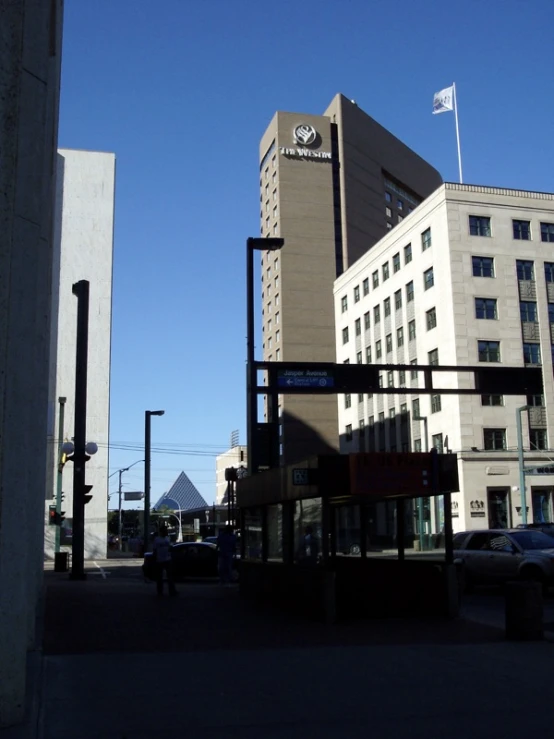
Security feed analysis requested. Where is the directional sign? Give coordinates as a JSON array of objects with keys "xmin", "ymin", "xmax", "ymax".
[
  {"xmin": 277, "ymin": 370, "xmax": 334, "ymax": 389},
  {"xmin": 124, "ymin": 491, "xmax": 144, "ymax": 501}
]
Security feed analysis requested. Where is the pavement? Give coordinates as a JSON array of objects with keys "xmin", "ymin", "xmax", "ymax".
[{"xmin": 9, "ymin": 559, "xmax": 554, "ymax": 738}]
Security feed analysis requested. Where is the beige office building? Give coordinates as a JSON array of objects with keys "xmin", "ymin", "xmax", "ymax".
[
  {"xmin": 334, "ymin": 183, "xmax": 554, "ymax": 533},
  {"xmin": 258, "ymin": 94, "xmax": 442, "ymax": 465}
]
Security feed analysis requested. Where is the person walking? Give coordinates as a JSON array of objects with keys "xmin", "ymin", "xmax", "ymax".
[
  {"xmin": 217, "ymin": 526, "xmax": 236, "ymax": 586},
  {"xmin": 152, "ymin": 525, "xmax": 177, "ymax": 597}
]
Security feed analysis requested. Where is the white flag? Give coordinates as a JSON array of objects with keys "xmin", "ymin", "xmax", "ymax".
[{"xmin": 433, "ymin": 86, "xmax": 454, "ymax": 114}]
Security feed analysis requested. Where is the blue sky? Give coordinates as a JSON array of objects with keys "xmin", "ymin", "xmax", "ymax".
[{"xmin": 58, "ymin": 0, "xmax": 554, "ymax": 505}]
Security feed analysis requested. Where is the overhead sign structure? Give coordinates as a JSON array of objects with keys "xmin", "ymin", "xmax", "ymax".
[{"xmin": 277, "ymin": 369, "xmax": 334, "ymax": 389}]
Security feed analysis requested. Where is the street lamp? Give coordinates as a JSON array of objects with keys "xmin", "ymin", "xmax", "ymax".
[
  {"xmin": 246, "ymin": 236, "xmax": 284, "ymax": 476},
  {"xmin": 115, "ymin": 459, "xmax": 144, "ymax": 551},
  {"xmin": 144, "ymin": 410, "xmax": 165, "ymax": 551},
  {"xmin": 516, "ymin": 405, "xmax": 530, "ymax": 525},
  {"xmin": 413, "ymin": 415, "xmax": 429, "ymax": 552}
]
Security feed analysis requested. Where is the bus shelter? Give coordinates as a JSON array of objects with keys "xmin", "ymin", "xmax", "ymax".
[{"xmin": 236, "ymin": 451, "xmax": 460, "ymax": 622}]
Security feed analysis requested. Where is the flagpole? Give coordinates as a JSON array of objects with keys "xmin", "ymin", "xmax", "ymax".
[{"xmin": 453, "ymin": 82, "xmax": 463, "ymax": 184}]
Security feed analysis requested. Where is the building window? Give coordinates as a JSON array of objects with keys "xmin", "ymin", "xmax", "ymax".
[
  {"xmin": 516, "ymin": 260, "xmax": 534, "ymax": 281},
  {"xmin": 530, "ymin": 429, "xmax": 548, "ymax": 450},
  {"xmin": 275, "ymin": 275, "xmax": 279, "ymax": 289},
  {"xmin": 340, "ymin": 295, "xmax": 348, "ymax": 313},
  {"xmin": 399, "ymin": 370, "xmax": 406, "ymax": 386},
  {"xmin": 401, "ymin": 403, "xmax": 408, "ymax": 415},
  {"xmin": 484, "ymin": 428, "xmax": 506, "ymax": 450},
  {"xmin": 275, "ymin": 348, "xmax": 280, "ymax": 360},
  {"xmin": 523, "ymin": 343, "xmax": 541, "ymax": 365},
  {"xmin": 412, "ymin": 398, "xmax": 420, "ymax": 417},
  {"xmin": 482, "ymin": 394, "xmax": 504, "ymax": 406},
  {"xmin": 541, "ymin": 223, "xmax": 554, "ymax": 243},
  {"xmin": 382, "ymin": 262, "xmax": 390, "ymax": 281},
  {"xmin": 397, "ymin": 327, "xmax": 404, "ymax": 347},
  {"xmin": 364, "ymin": 311, "xmax": 370, "ymax": 330},
  {"xmin": 423, "ymin": 267, "xmax": 434, "ymax": 290},
  {"xmin": 275, "ymin": 330, "xmax": 280, "ymax": 342},
  {"xmin": 395, "ymin": 290, "xmax": 402, "ymax": 310},
  {"xmin": 432, "ymin": 434, "xmax": 444, "ymax": 453},
  {"xmin": 406, "ymin": 281, "xmax": 414, "ymax": 302},
  {"xmin": 375, "ymin": 340, "xmax": 382, "ymax": 359},
  {"xmin": 549, "ymin": 305, "xmax": 554, "ymax": 323},
  {"xmin": 404, "ymin": 243, "xmax": 412, "ymax": 264},
  {"xmin": 267, "ymin": 301, "xmax": 272, "ymax": 313},
  {"xmin": 374, "ymin": 305, "xmax": 381, "ymax": 323},
  {"xmin": 363, "ymin": 278, "xmax": 369, "ymax": 296},
  {"xmin": 478, "ymin": 340, "xmax": 500, "ymax": 362},
  {"xmin": 527, "ymin": 394, "xmax": 545, "ymax": 407},
  {"xmin": 426, "ymin": 307, "xmax": 437, "ymax": 330},
  {"xmin": 356, "ymin": 351, "xmax": 362, "ymax": 364},
  {"xmin": 273, "ymin": 190, "xmax": 277, "ymax": 201},
  {"xmin": 345, "ymin": 394, "xmax": 352, "ymax": 409},
  {"xmin": 384, "ymin": 297, "xmax": 391, "ymax": 317},
  {"xmin": 386, "ymin": 334, "xmax": 393, "ymax": 353},
  {"xmin": 397, "ymin": 198, "xmax": 404, "ymax": 211},
  {"xmin": 342, "ymin": 327, "xmax": 349, "ymax": 344},
  {"xmin": 421, "ymin": 227, "xmax": 432, "ymax": 251},
  {"xmin": 360, "ymin": 419, "xmax": 365, "ymax": 435},
  {"xmin": 354, "ymin": 285, "xmax": 360, "ymax": 303},
  {"xmin": 393, "ymin": 253, "xmax": 401, "ymax": 273},
  {"xmin": 389, "ymin": 406, "xmax": 396, "ymax": 418},
  {"xmin": 275, "ymin": 311, "xmax": 280, "ymax": 324},
  {"xmin": 387, "ymin": 370, "xmax": 394, "ymax": 387},
  {"xmin": 469, "ymin": 215, "xmax": 491, "ymax": 237},
  {"xmin": 372, "ymin": 271, "xmax": 379, "ymax": 289},
  {"xmin": 473, "ymin": 256, "xmax": 494, "ymax": 278},
  {"xmin": 513, "ymin": 220, "xmax": 531, "ymax": 240},
  {"xmin": 408, "ymin": 320, "xmax": 416, "ymax": 341},
  {"xmin": 366, "ymin": 346, "xmax": 372, "ymax": 363},
  {"xmin": 272, "ymin": 171, "xmax": 276, "ymax": 183},
  {"xmin": 345, "ymin": 424, "xmax": 353, "ymax": 442},
  {"xmin": 475, "ymin": 298, "xmax": 498, "ymax": 320},
  {"xmin": 431, "ymin": 394, "xmax": 442, "ymax": 413},
  {"xmin": 386, "ymin": 207, "xmax": 392, "ymax": 217},
  {"xmin": 545, "ymin": 263, "xmax": 554, "ymax": 283},
  {"xmin": 355, "ymin": 318, "xmax": 361, "ymax": 336},
  {"xmin": 413, "ymin": 439, "xmax": 422, "ymax": 452},
  {"xmin": 387, "ymin": 223, "xmax": 392, "ymax": 231},
  {"xmin": 358, "ymin": 393, "xmax": 364, "ymax": 403},
  {"xmin": 410, "ymin": 360, "xmax": 418, "ymax": 380},
  {"xmin": 520, "ymin": 301, "xmax": 538, "ymax": 322},
  {"xmin": 428, "ymin": 348, "xmax": 439, "ymax": 366},
  {"xmin": 385, "ymin": 191, "xmax": 391, "ymax": 203},
  {"xmin": 275, "ymin": 294, "xmax": 279, "ymax": 306}
]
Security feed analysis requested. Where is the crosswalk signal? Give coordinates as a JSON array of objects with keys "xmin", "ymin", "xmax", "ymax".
[{"xmin": 49, "ymin": 505, "xmax": 57, "ymax": 526}]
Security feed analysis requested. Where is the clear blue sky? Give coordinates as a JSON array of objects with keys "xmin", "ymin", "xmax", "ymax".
[{"xmin": 58, "ymin": 0, "xmax": 554, "ymax": 506}]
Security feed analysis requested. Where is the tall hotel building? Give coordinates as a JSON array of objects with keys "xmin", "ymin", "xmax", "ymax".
[
  {"xmin": 334, "ymin": 183, "xmax": 554, "ymax": 533},
  {"xmin": 258, "ymin": 94, "xmax": 442, "ymax": 464}
]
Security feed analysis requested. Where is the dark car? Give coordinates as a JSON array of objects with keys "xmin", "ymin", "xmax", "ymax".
[
  {"xmin": 517, "ymin": 522, "xmax": 554, "ymax": 538},
  {"xmin": 142, "ymin": 541, "xmax": 238, "ymax": 581}
]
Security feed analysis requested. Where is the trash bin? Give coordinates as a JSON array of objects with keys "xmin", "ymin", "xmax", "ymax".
[
  {"xmin": 54, "ymin": 551, "xmax": 69, "ymax": 573},
  {"xmin": 505, "ymin": 580, "xmax": 543, "ymax": 641}
]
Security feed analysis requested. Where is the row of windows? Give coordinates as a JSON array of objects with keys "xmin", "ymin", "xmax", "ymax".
[
  {"xmin": 473, "ymin": 298, "xmax": 554, "ymax": 323},
  {"xmin": 341, "ymin": 269, "xmax": 434, "ymax": 318},
  {"xmin": 343, "ymin": 309, "xmax": 438, "ymax": 351},
  {"xmin": 469, "ymin": 216, "xmax": 554, "ymax": 242},
  {"xmin": 473, "ymin": 258, "xmax": 554, "ymax": 283},
  {"xmin": 339, "ymin": 231, "xmax": 432, "ymax": 311}
]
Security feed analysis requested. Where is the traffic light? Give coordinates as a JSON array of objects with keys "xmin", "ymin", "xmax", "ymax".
[
  {"xmin": 83, "ymin": 484, "xmax": 93, "ymax": 505},
  {"xmin": 49, "ymin": 504, "xmax": 57, "ymax": 526}
]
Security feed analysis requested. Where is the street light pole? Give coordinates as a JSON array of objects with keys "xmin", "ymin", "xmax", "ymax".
[
  {"xmin": 116, "ymin": 459, "xmax": 144, "ymax": 551},
  {"xmin": 246, "ymin": 237, "xmax": 284, "ymax": 476},
  {"xmin": 517, "ymin": 405, "xmax": 530, "ymax": 525},
  {"xmin": 144, "ymin": 410, "xmax": 164, "ymax": 551}
]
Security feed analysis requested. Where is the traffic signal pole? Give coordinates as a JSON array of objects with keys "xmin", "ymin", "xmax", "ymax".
[
  {"xmin": 54, "ymin": 396, "xmax": 66, "ymax": 553},
  {"xmin": 70, "ymin": 280, "xmax": 90, "ymax": 580}
]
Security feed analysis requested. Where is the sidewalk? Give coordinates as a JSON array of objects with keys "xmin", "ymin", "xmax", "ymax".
[{"xmin": 39, "ymin": 564, "xmax": 554, "ymax": 739}]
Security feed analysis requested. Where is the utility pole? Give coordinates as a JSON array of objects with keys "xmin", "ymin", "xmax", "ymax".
[
  {"xmin": 70, "ymin": 280, "xmax": 91, "ymax": 580},
  {"xmin": 144, "ymin": 410, "xmax": 164, "ymax": 552}
]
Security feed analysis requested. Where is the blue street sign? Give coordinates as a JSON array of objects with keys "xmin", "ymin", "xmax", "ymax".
[{"xmin": 277, "ymin": 371, "xmax": 334, "ymax": 389}]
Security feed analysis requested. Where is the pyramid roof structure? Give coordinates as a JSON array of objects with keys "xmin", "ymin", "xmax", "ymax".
[{"xmin": 153, "ymin": 471, "xmax": 208, "ymax": 512}]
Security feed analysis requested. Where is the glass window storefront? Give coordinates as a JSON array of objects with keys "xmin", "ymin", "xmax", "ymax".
[
  {"xmin": 244, "ymin": 508, "xmax": 263, "ymax": 560},
  {"xmin": 267, "ymin": 504, "xmax": 283, "ymax": 561},
  {"xmin": 294, "ymin": 498, "xmax": 322, "ymax": 563}
]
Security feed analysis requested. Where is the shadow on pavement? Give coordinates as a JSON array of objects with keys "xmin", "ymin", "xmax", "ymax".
[{"xmin": 43, "ymin": 563, "xmax": 504, "ymax": 655}]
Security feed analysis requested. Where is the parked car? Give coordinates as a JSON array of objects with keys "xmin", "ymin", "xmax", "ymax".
[
  {"xmin": 453, "ymin": 528, "xmax": 554, "ymax": 588},
  {"xmin": 516, "ymin": 522, "xmax": 554, "ymax": 538},
  {"xmin": 142, "ymin": 541, "xmax": 238, "ymax": 581}
]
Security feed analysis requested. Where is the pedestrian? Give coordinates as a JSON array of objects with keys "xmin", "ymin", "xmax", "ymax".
[
  {"xmin": 152, "ymin": 525, "xmax": 177, "ymax": 597},
  {"xmin": 217, "ymin": 526, "xmax": 236, "ymax": 586},
  {"xmin": 298, "ymin": 525, "xmax": 319, "ymax": 564}
]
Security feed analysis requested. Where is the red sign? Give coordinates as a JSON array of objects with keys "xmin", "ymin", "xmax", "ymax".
[{"xmin": 349, "ymin": 453, "xmax": 434, "ymax": 499}]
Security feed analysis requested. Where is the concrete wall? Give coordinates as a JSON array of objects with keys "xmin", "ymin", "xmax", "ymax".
[
  {"xmin": 0, "ymin": 0, "xmax": 64, "ymax": 727},
  {"xmin": 44, "ymin": 149, "xmax": 116, "ymax": 561}
]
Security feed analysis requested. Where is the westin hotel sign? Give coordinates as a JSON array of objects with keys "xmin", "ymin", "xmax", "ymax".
[{"xmin": 279, "ymin": 124, "xmax": 332, "ymax": 160}]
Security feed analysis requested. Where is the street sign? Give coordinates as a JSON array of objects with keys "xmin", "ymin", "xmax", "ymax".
[
  {"xmin": 124, "ymin": 491, "xmax": 144, "ymax": 501},
  {"xmin": 277, "ymin": 369, "xmax": 334, "ymax": 389}
]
